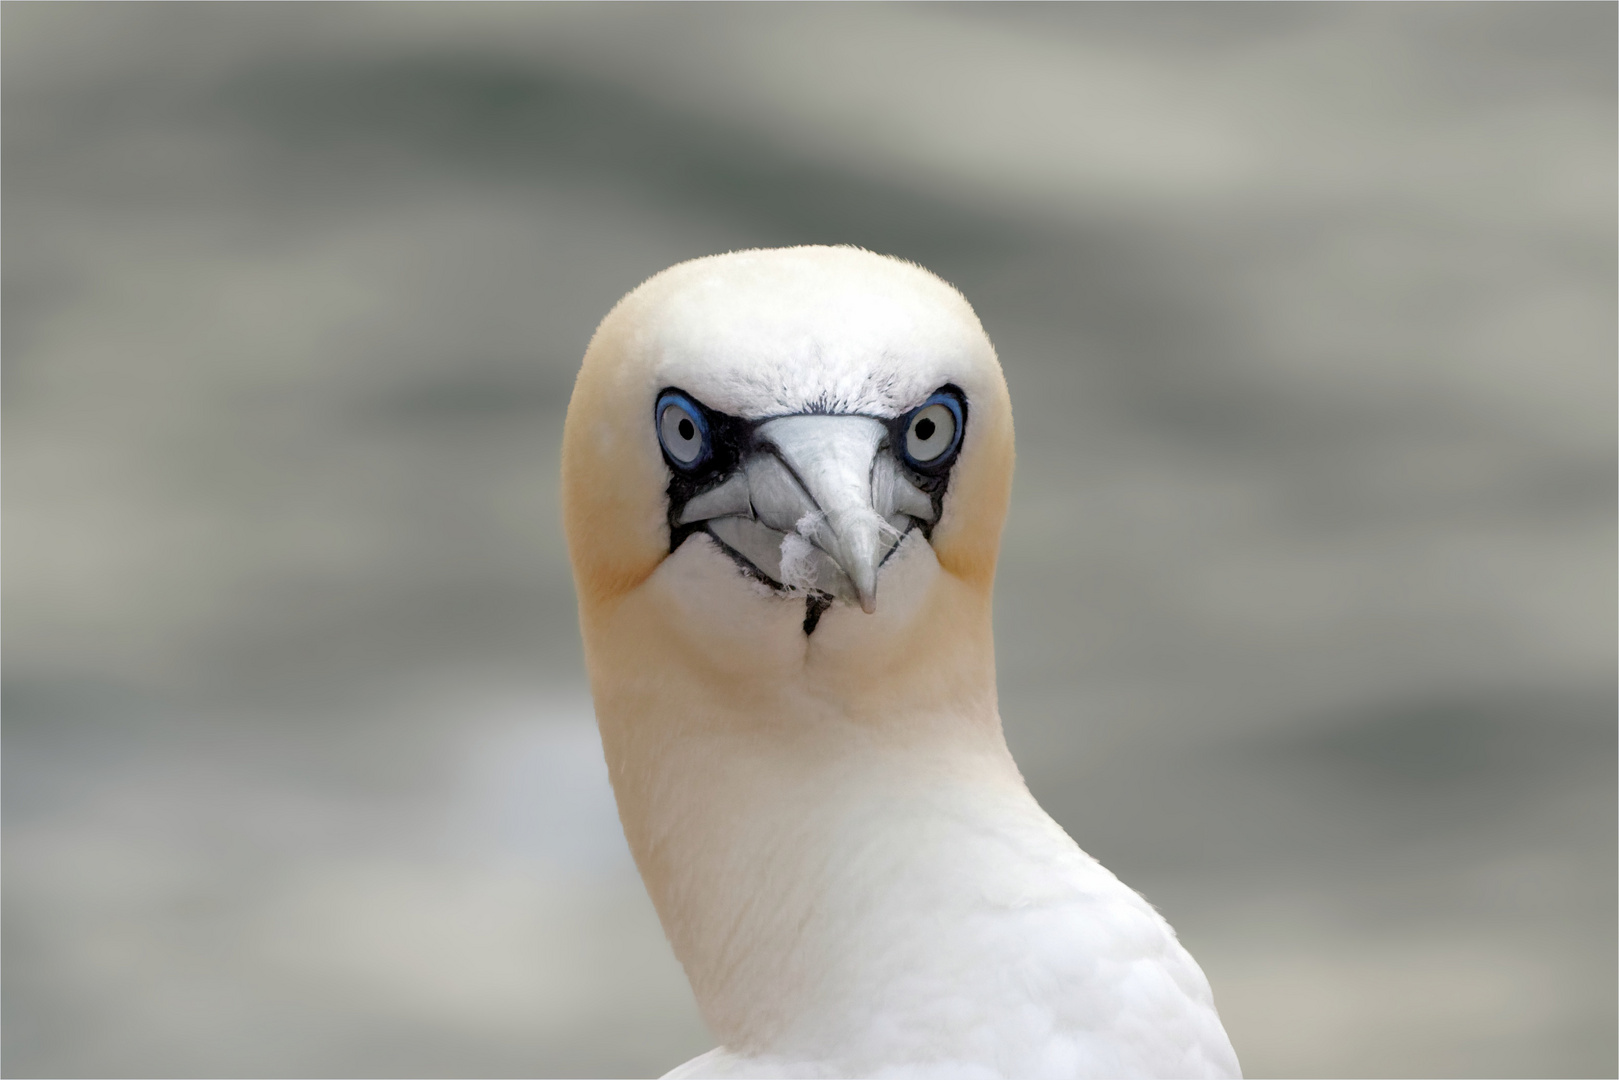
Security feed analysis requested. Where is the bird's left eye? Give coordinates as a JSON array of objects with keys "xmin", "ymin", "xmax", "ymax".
[
  {"xmin": 900, "ymin": 390, "xmax": 965, "ymax": 471},
  {"xmin": 656, "ymin": 391, "xmax": 711, "ymax": 470}
]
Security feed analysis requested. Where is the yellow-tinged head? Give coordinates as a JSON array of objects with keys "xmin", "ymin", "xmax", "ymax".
[
  {"xmin": 563, "ymin": 243, "xmax": 1012, "ymax": 638},
  {"xmin": 563, "ymin": 245, "xmax": 1015, "ymax": 751}
]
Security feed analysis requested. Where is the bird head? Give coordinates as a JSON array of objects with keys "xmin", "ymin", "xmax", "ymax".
[{"xmin": 562, "ymin": 246, "xmax": 1013, "ymax": 718}]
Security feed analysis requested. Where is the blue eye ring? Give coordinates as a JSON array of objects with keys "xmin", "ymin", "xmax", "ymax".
[
  {"xmin": 898, "ymin": 388, "xmax": 966, "ymax": 473},
  {"xmin": 655, "ymin": 390, "xmax": 713, "ymax": 472}
]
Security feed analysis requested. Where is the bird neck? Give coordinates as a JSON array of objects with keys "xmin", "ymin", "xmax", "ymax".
[
  {"xmin": 582, "ymin": 552, "xmax": 1032, "ymax": 1056},
  {"xmin": 625, "ymin": 710, "xmax": 1036, "ymax": 1057}
]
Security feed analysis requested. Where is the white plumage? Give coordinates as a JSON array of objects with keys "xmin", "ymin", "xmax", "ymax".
[{"xmin": 561, "ymin": 246, "xmax": 1240, "ymax": 1079}]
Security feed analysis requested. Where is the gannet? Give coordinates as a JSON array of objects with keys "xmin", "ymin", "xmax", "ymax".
[{"xmin": 561, "ymin": 246, "xmax": 1240, "ymax": 1080}]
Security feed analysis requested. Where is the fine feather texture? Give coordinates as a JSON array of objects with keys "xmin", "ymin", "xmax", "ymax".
[{"xmin": 562, "ymin": 246, "xmax": 1240, "ymax": 1079}]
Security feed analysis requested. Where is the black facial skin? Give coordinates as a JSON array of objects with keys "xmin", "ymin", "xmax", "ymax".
[
  {"xmin": 657, "ymin": 385, "xmax": 967, "ymax": 634},
  {"xmin": 662, "ymin": 401, "xmax": 755, "ymax": 557},
  {"xmin": 802, "ymin": 593, "xmax": 834, "ymax": 636}
]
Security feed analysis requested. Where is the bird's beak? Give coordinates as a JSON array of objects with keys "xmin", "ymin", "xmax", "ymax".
[
  {"xmin": 755, "ymin": 416, "xmax": 893, "ymax": 614},
  {"xmin": 676, "ymin": 414, "xmax": 936, "ymax": 614}
]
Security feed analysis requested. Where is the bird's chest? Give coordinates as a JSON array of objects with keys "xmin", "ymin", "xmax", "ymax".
[
  {"xmin": 785, "ymin": 898, "xmax": 1204, "ymax": 1073},
  {"xmin": 709, "ymin": 819, "xmax": 1228, "ymax": 1078}
]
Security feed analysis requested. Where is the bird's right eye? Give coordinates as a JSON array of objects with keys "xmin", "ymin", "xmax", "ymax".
[{"xmin": 656, "ymin": 391, "xmax": 711, "ymax": 470}]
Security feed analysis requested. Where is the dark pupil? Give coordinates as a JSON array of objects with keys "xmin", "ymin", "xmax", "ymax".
[
  {"xmin": 678, "ymin": 417, "xmax": 695, "ymax": 441},
  {"xmin": 915, "ymin": 417, "xmax": 936, "ymax": 441}
]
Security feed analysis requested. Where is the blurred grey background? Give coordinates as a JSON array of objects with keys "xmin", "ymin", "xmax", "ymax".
[{"xmin": 4, "ymin": 3, "xmax": 1614, "ymax": 1077}]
